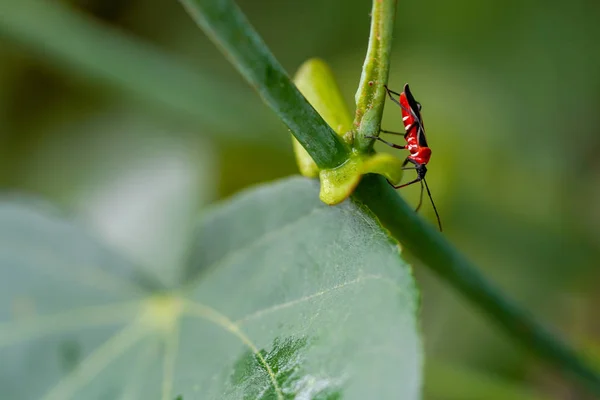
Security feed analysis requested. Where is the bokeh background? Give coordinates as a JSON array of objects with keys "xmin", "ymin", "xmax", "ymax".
[{"xmin": 1, "ymin": 0, "xmax": 599, "ymax": 398}]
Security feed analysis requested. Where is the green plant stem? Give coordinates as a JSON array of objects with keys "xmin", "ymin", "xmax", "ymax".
[
  {"xmin": 178, "ymin": 0, "xmax": 350, "ymax": 170},
  {"xmin": 353, "ymin": 0, "xmax": 397, "ymax": 152},
  {"xmin": 353, "ymin": 174, "xmax": 600, "ymax": 395}
]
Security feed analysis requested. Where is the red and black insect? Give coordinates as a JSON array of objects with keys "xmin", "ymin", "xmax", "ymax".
[{"xmin": 368, "ymin": 84, "xmax": 442, "ymax": 231}]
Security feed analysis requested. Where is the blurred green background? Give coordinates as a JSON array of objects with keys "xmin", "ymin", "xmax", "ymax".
[{"xmin": 1, "ymin": 0, "xmax": 599, "ymax": 398}]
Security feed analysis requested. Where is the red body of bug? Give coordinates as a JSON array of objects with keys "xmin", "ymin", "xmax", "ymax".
[
  {"xmin": 399, "ymin": 85, "xmax": 432, "ymax": 166},
  {"xmin": 367, "ymin": 83, "xmax": 442, "ymax": 231}
]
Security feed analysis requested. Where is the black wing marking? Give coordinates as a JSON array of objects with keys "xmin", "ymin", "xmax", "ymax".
[
  {"xmin": 404, "ymin": 84, "xmax": 429, "ymax": 147},
  {"xmin": 403, "ymin": 84, "xmax": 424, "ymax": 120},
  {"xmin": 417, "ymin": 126, "xmax": 429, "ymax": 147}
]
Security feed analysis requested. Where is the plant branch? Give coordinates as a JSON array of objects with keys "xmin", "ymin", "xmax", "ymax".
[
  {"xmin": 353, "ymin": 0, "xmax": 397, "ymax": 152},
  {"xmin": 178, "ymin": 0, "xmax": 349, "ymax": 170},
  {"xmin": 353, "ymin": 174, "xmax": 600, "ymax": 395}
]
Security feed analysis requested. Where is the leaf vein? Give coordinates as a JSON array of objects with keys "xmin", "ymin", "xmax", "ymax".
[
  {"xmin": 161, "ymin": 322, "xmax": 181, "ymax": 400},
  {"xmin": 235, "ymin": 274, "xmax": 398, "ymax": 325},
  {"xmin": 0, "ymin": 301, "xmax": 142, "ymax": 349},
  {"xmin": 41, "ymin": 321, "xmax": 147, "ymax": 400},
  {"xmin": 183, "ymin": 300, "xmax": 284, "ymax": 400}
]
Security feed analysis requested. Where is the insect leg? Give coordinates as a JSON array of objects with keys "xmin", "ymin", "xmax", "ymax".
[
  {"xmin": 389, "ymin": 177, "xmax": 422, "ymax": 189},
  {"xmin": 380, "ymin": 129, "xmax": 406, "ymax": 136},
  {"xmin": 384, "ymin": 87, "xmax": 404, "ymax": 108},
  {"xmin": 389, "ymin": 157, "xmax": 421, "ymax": 188},
  {"xmin": 402, "ymin": 157, "xmax": 418, "ymax": 167},
  {"xmin": 384, "ymin": 85, "xmax": 415, "ymax": 113},
  {"xmin": 365, "ymin": 136, "xmax": 406, "ymax": 150},
  {"xmin": 384, "ymin": 85, "xmax": 402, "ymax": 97}
]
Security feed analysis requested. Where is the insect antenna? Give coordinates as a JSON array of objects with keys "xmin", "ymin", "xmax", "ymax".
[{"xmin": 423, "ymin": 178, "xmax": 442, "ymax": 232}]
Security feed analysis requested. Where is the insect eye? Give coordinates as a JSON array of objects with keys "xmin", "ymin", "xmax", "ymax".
[{"xmin": 417, "ymin": 102, "xmax": 422, "ymax": 111}]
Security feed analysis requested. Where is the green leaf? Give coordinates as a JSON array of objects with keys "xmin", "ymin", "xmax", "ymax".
[{"xmin": 0, "ymin": 177, "xmax": 422, "ymax": 399}]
